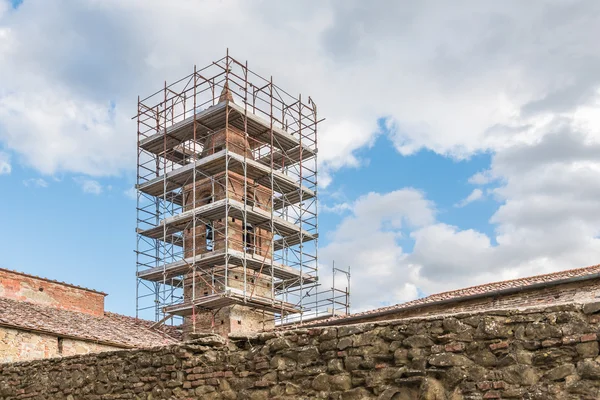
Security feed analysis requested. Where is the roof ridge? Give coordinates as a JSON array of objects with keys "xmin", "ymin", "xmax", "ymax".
[
  {"xmin": 428, "ymin": 263, "xmax": 600, "ymax": 299},
  {"xmin": 0, "ymin": 267, "xmax": 107, "ymax": 296}
]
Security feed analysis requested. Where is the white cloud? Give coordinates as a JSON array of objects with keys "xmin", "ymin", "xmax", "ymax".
[
  {"xmin": 0, "ymin": 151, "xmax": 10, "ymax": 175},
  {"xmin": 319, "ymin": 189, "xmax": 435, "ymax": 311},
  {"xmin": 0, "ymin": 87, "xmax": 132, "ymax": 176},
  {"xmin": 485, "ymin": 119, "xmax": 600, "ymax": 274},
  {"xmin": 74, "ymin": 177, "xmax": 102, "ymax": 195},
  {"xmin": 408, "ymin": 224, "xmax": 496, "ymax": 292},
  {"xmin": 1, "ymin": 2, "xmax": 597, "ymax": 179},
  {"xmin": 22, "ymin": 178, "xmax": 48, "ymax": 188},
  {"xmin": 455, "ymin": 188, "xmax": 484, "ymax": 208},
  {"xmin": 320, "ymin": 202, "xmax": 352, "ymax": 214},
  {"xmin": 469, "ymin": 170, "xmax": 496, "ymax": 185}
]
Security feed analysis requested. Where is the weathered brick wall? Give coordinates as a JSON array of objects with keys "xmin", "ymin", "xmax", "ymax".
[
  {"xmin": 337, "ymin": 278, "xmax": 600, "ymax": 327},
  {"xmin": 0, "ymin": 269, "xmax": 105, "ymax": 316},
  {"xmin": 184, "ymin": 305, "xmax": 274, "ymax": 340},
  {"xmin": 3, "ymin": 303, "xmax": 600, "ymax": 399},
  {"xmin": 0, "ymin": 326, "xmax": 121, "ymax": 364}
]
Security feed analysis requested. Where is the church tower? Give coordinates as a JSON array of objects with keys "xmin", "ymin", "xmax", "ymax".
[
  {"xmin": 135, "ymin": 54, "xmax": 319, "ymax": 337},
  {"xmin": 179, "ymin": 85, "xmax": 278, "ymax": 336}
]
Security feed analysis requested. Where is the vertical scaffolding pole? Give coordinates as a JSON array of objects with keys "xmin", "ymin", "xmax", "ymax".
[{"xmin": 191, "ymin": 65, "xmax": 198, "ymax": 332}]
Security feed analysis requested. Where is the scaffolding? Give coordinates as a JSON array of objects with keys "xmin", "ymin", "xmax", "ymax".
[
  {"xmin": 277, "ymin": 263, "xmax": 350, "ymax": 327},
  {"xmin": 135, "ymin": 53, "xmax": 323, "ymax": 327}
]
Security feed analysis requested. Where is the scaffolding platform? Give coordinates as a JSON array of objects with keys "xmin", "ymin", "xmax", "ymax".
[
  {"xmin": 163, "ymin": 287, "xmax": 300, "ymax": 316},
  {"xmin": 163, "ymin": 190, "xmax": 308, "ymax": 211},
  {"xmin": 135, "ymin": 228, "xmax": 317, "ymax": 252},
  {"xmin": 276, "ymin": 308, "xmax": 348, "ymax": 327},
  {"xmin": 143, "ymin": 190, "xmax": 306, "ymax": 211},
  {"xmin": 273, "ymin": 232, "xmax": 318, "ymax": 251},
  {"xmin": 140, "ymin": 101, "xmax": 316, "ymax": 160},
  {"xmin": 136, "ymin": 149, "xmax": 315, "ymax": 209},
  {"xmin": 256, "ymin": 146, "xmax": 310, "ymax": 170},
  {"xmin": 137, "ymin": 248, "xmax": 317, "ymax": 285},
  {"xmin": 137, "ymin": 198, "xmax": 315, "ymax": 241}
]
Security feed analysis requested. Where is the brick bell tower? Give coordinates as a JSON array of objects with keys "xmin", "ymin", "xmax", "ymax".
[
  {"xmin": 180, "ymin": 85, "xmax": 276, "ymax": 337},
  {"xmin": 135, "ymin": 54, "xmax": 318, "ymax": 340}
]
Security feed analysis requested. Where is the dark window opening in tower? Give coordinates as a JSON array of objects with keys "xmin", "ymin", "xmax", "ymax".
[
  {"xmin": 243, "ymin": 223, "xmax": 254, "ymax": 253},
  {"xmin": 204, "ymin": 194, "xmax": 215, "ymax": 251},
  {"xmin": 206, "ymin": 223, "xmax": 214, "ymax": 251}
]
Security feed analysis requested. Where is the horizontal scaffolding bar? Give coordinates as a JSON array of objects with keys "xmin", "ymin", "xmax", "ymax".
[{"xmin": 164, "ymin": 287, "xmax": 299, "ymax": 315}]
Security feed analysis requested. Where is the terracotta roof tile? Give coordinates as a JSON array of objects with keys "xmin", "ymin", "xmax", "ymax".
[
  {"xmin": 103, "ymin": 312, "xmax": 183, "ymax": 341},
  {"xmin": 305, "ymin": 263, "xmax": 600, "ymax": 327},
  {"xmin": 0, "ymin": 297, "xmax": 180, "ymax": 348}
]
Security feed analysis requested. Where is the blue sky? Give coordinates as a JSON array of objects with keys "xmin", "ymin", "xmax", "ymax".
[{"xmin": 1, "ymin": 0, "xmax": 600, "ymax": 316}]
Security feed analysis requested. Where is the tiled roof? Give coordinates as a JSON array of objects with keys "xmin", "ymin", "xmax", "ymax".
[
  {"xmin": 308, "ymin": 263, "xmax": 600, "ymax": 326},
  {"xmin": 0, "ymin": 297, "xmax": 180, "ymax": 348},
  {"xmin": 103, "ymin": 312, "xmax": 183, "ymax": 342},
  {"xmin": 0, "ymin": 267, "xmax": 107, "ymax": 295}
]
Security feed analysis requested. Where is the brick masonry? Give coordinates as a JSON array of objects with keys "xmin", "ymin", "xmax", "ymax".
[
  {"xmin": 2, "ymin": 303, "xmax": 600, "ymax": 399},
  {"xmin": 180, "ymin": 124, "xmax": 277, "ymax": 337},
  {"xmin": 0, "ymin": 269, "xmax": 105, "ymax": 317}
]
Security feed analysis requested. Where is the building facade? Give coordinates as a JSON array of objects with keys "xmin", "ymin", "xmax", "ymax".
[{"xmin": 0, "ymin": 268, "xmax": 178, "ymax": 363}]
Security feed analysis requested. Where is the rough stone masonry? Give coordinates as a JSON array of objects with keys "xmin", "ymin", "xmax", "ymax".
[{"xmin": 2, "ymin": 303, "xmax": 600, "ymax": 399}]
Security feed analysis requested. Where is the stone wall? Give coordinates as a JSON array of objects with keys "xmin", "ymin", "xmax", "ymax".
[
  {"xmin": 0, "ymin": 269, "xmax": 105, "ymax": 317},
  {"xmin": 0, "ymin": 326, "xmax": 121, "ymax": 364},
  {"xmin": 2, "ymin": 303, "xmax": 600, "ymax": 399}
]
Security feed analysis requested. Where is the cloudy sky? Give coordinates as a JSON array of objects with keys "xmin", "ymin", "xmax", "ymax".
[{"xmin": 1, "ymin": 0, "xmax": 600, "ymax": 316}]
